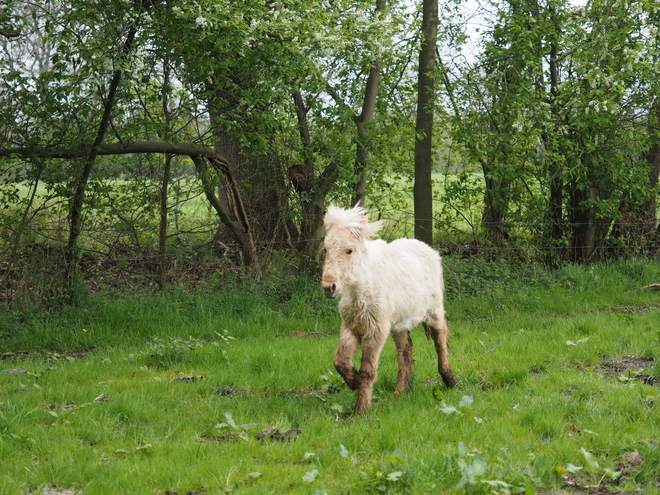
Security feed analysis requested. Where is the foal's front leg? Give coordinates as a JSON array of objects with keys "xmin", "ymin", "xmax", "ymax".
[
  {"xmin": 356, "ymin": 328, "xmax": 388, "ymax": 414},
  {"xmin": 333, "ymin": 326, "xmax": 361, "ymax": 390}
]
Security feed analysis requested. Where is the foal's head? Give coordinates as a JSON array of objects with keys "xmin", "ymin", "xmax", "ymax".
[{"xmin": 321, "ymin": 206, "xmax": 383, "ymax": 299}]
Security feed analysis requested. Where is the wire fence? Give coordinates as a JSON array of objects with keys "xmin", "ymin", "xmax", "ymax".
[
  {"xmin": 0, "ymin": 200, "xmax": 659, "ymax": 312},
  {"xmin": 1, "ymin": 205, "xmax": 659, "ymax": 261}
]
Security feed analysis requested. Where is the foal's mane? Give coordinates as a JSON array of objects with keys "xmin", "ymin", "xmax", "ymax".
[{"xmin": 324, "ymin": 205, "xmax": 383, "ymax": 239}]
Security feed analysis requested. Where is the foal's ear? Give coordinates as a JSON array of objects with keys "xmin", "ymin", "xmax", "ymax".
[
  {"xmin": 353, "ymin": 218, "xmax": 384, "ymax": 239},
  {"xmin": 323, "ymin": 206, "xmax": 341, "ymax": 232}
]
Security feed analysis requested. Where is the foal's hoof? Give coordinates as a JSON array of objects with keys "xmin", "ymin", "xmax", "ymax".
[{"xmin": 441, "ymin": 372, "xmax": 457, "ymax": 388}]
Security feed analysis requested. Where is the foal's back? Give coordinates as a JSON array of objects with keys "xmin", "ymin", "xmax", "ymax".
[{"xmin": 366, "ymin": 237, "xmax": 444, "ymax": 329}]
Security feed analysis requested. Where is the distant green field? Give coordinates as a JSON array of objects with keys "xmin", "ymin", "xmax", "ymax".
[
  {"xmin": 7, "ymin": 170, "xmax": 487, "ymax": 250},
  {"xmin": 366, "ymin": 171, "xmax": 484, "ymax": 241},
  {"xmin": 2, "ymin": 259, "xmax": 660, "ymax": 494}
]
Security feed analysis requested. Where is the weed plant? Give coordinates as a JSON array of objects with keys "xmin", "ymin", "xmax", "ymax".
[{"xmin": 2, "ymin": 258, "xmax": 660, "ymax": 494}]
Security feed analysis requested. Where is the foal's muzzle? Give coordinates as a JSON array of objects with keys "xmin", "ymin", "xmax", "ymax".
[
  {"xmin": 322, "ymin": 282, "xmax": 338, "ymax": 299},
  {"xmin": 321, "ymin": 274, "xmax": 339, "ymax": 299}
]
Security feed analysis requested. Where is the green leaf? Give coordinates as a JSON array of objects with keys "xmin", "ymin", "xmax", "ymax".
[
  {"xmin": 483, "ymin": 479, "xmax": 512, "ymax": 488},
  {"xmin": 603, "ymin": 467, "xmax": 622, "ymax": 480},
  {"xmin": 459, "ymin": 395, "xmax": 474, "ymax": 409},
  {"xmin": 339, "ymin": 444, "xmax": 351, "ymax": 460},
  {"xmin": 580, "ymin": 448, "xmax": 599, "ymax": 473},
  {"xmin": 431, "ymin": 386, "xmax": 443, "ymax": 401},
  {"xmin": 386, "ymin": 471, "xmax": 403, "ymax": 482},
  {"xmin": 472, "ymin": 457, "xmax": 488, "ymax": 477},
  {"xmin": 303, "ymin": 469, "xmax": 320, "ymax": 483},
  {"xmin": 486, "ymin": 340, "xmax": 500, "ymax": 352},
  {"xmin": 241, "ymin": 472, "xmax": 261, "ymax": 484},
  {"xmin": 390, "ymin": 449, "xmax": 404, "ymax": 464},
  {"xmin": 458, "ymin": 441, "xmax": 468, "ymax": 458},
  {"xmin": 440, "ymin": 403, "xmax": 458, "ymax": 415}
]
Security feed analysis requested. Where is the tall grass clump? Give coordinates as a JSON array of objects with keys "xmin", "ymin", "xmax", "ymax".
[{"xmin": 1, "ymin": 259, "xmax": 338, "ymax": 351}]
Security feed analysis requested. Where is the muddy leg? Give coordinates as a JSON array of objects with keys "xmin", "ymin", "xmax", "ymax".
[
  {"xmin": 392, "ymin": 330, "xmax": 414, "ymax": 396},
  {"xmin": 423, "ymin": 316, "xmax": 456, "ymax": 388},
  {"xmin": 356, "ymin": 329, "xmax": 388, "ymax": 414},
  {"xmin": 333, "ymin": 326, "xmax": 361, "ymax": 390}
]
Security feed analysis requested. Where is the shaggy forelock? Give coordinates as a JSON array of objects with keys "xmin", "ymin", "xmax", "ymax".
[
  {"xmin": 324, "ymin": 205, "xmax": 383, "ymax": 239},
  {"xmin": 325, "ymin": 205, "xmax": 368, "ymax": 229}
]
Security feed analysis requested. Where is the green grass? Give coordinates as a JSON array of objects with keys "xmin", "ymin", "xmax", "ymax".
[{"xmin": 2, "ymin": 259, "xmax": 660, "ymax": 494}]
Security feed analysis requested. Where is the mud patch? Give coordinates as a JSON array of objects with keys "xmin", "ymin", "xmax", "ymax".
[
  {"xmin": 213, "ymin": 386, "xmax": 247, "ymax": 398},
  {"xmin": 555, "ymin": 451, "xmax": 644, "ymax": 495},
  {"xmin": 31, "ymin": 485, "xmax": 81, "ymax": 495},
  {"xmin": 1, "ymin": 368, "xmax": 27, "ymax": 374},
  {"xmin": 256, "ymin": 428, "xmax": 301, "ymax": 442},
  {"xmin": 285, "ymin": 331, "xmax": 330, "ymax": 338},
  {"xmin": 610, "ymin": 304, "xmax": 658, "ymax": 314},
  {"xmin": 601, "ymin": 355, "xmax": 656, "ymax": 385},
  {"xmin": 172, "ymin": 373, "xmax": 204, "ymax": 383},
  {"xmin": 200, "ymin": 432, "xmax": 245, "ymax": 443},
  {"xmin": 279, "ymin": 385, "xmax": 342, "ymax": 398},
  {"xmin": 0, "ymin": 350, "xmax": 93, "ymax": 361},
  {"xmin": 201, "ymin": 428, "xmax": 301, "ymax": 443}
]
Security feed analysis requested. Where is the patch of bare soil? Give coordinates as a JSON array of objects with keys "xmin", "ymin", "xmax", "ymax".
[
  {"xmin": 29, "ymin": 485, "xmax": 80, "ymax": 495},
  {"xmin": 255, "ymin": 428, "xmax": 301, "ymax": 442},
  {"xmin": 213, "ymin": 386, "xmax": 247, "ymax": 398},
  {"xmin": 550, "ymin": 451, "xmax": 644, "ymax": 495},
  {"xmin": 285, "ymin": 331, "xmax": 330, "ymax": 338},
  {"xmin": 211, "ymin": 384, "xmax": 341, "ymax": 399},
  {"xmin": 610, "ymin": 304, "xmax": 659, "ymax": 314},
  {"xmin": 200, "ymin": 432, "xmax": 245, "ymax": 443},
  {"xmin": 279, "ymin": 384, "xmax": 342, "ymax": 398},
  {"xmin": 200, "ymin": 428, "xmax": 301, "ymax": 443},
  {"xmin": 601, "ymin": 355, "xmax": 656, "ymax": 385},
  {"xmin": 0, "ymin": 350, "xmax": 93, "ymax": 361},
  {"xmin": 165, "ymin": 488, "xmax": 206, "ymax": 495},
  {"xmin": 1, "ymin": 367, "xmax": 27, "ymax": 374},
  {"xmin": 172, "ymin": 373, "xmax": 204, "ymax": 383}
]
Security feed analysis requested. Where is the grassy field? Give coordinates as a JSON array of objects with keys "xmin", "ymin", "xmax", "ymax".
[{"xmin": 2, "ymin": 259, "xmax": 660, "ymax": 494}]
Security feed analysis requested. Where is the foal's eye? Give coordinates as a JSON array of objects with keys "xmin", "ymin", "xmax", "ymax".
[{"xmin": 346, "ymin": 249, "xmax": 353, "ymax": 255}]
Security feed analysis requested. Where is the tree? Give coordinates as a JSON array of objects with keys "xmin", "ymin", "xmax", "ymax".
[
  {"xmin": 442, "ymin": 0, "xmax": 660, "ymax": 260},
  {"xmin": 414, "ymin": 0, "xmax": 438, "ymax": 245}
]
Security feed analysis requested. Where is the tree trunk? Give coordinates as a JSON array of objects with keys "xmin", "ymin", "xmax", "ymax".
[
  {"xmin": 191, "ymin": 155, "xmax": 262, "ymax": 274},
  {"xmin": 545, "ymin": 7, "xmax": 564, "ymax": 251},
  {"xmin": 353, "ymin": 63, "xmax": 380, "ymax": 207},
  {"xmin": 643, "ymin": 98, "xmax": 660, "ymax": 241},
  {"xmin": 569, "ymin": 185, "xmax": 598, "ymax": 262},
  {"xmin": 480, "ymin": 162, "xmax": 511, "ymax": 244},
  {"xmin": 413, "ymin": 0, "xmax": 437, "ymax": 245},
  {"xmin": 290, "ymin": 91, "xmax": 339, "ymax": 262},
  {"xmin": 65, "ymin": 25, "xmax": 138, "ymax": 299},
  {"xmin": 158, "ymin": 153, "xmax": 172, "ymax": 288},
  {"xmin": 158, "ymin": 58, "xmax": 172, "ymax": 289},
  {"xmin": 351, "ymin": 0, "xmax": 385, "ymax": 207}
]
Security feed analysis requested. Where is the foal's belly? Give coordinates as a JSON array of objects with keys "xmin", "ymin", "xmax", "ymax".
[{"xmin": 391, "ymin": 313, "xmax": 425, "ymax": 332}]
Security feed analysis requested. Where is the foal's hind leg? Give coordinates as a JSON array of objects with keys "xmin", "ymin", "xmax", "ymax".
[
  {"xmin": 333, "ymin": 326, "xmax": 361, "ymax": 390},
  {"xmin": 423, "ymin": 313, "xmax": 456, "ymax": 387},
  {"xmin": 392, "ymin": 330, "xmax": 414, "ymax": 396}
]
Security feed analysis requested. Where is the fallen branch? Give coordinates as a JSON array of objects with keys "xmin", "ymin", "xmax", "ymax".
[{"xmin": 633, "ymin": 283, "xmax": 660, "ymax": 292}]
